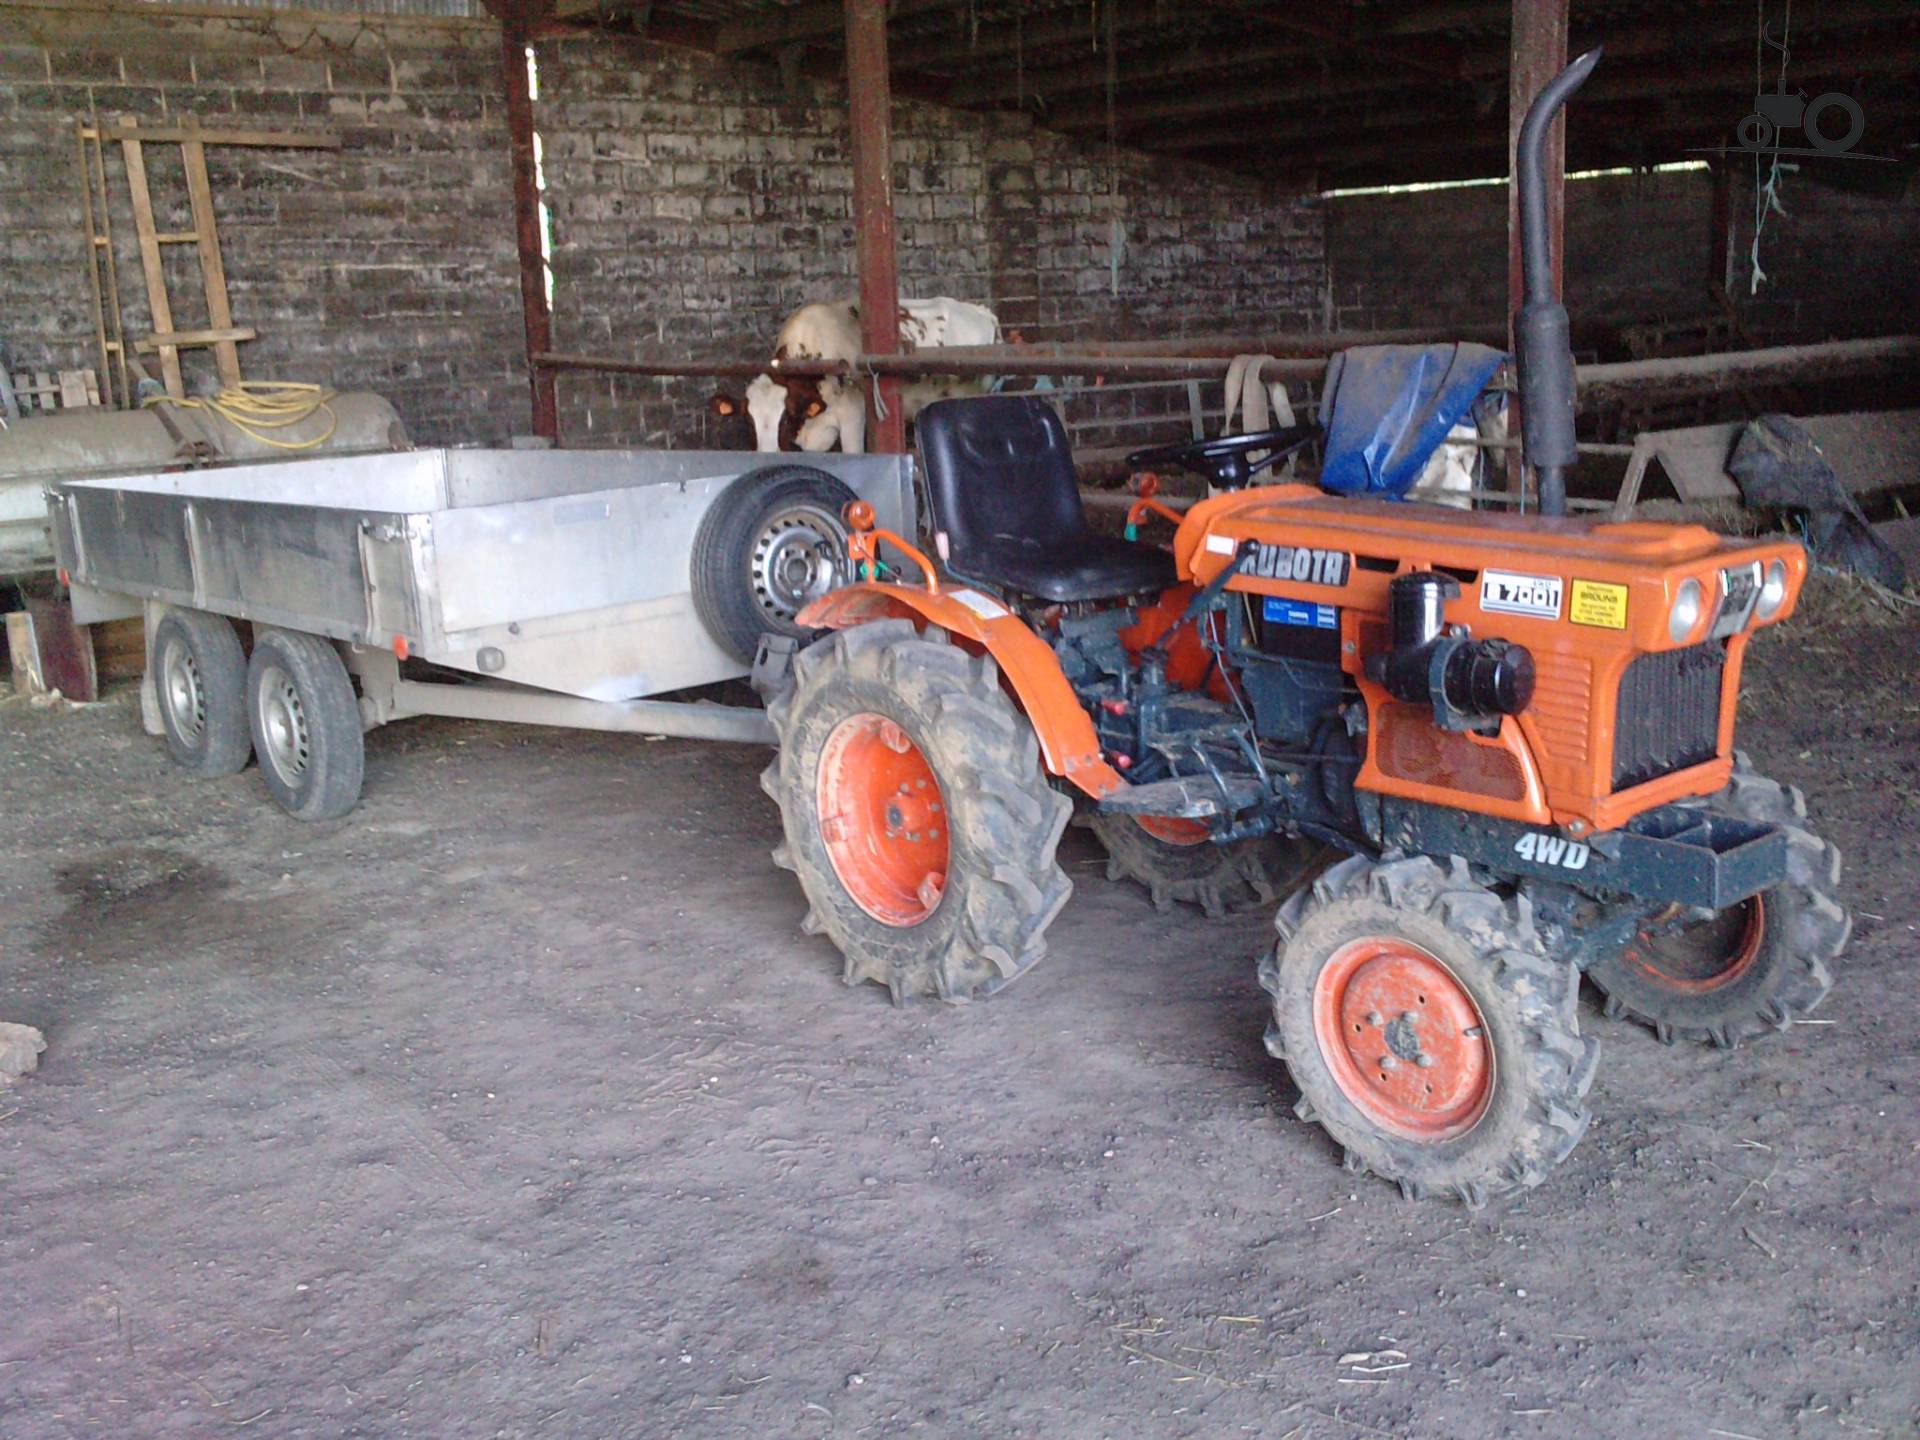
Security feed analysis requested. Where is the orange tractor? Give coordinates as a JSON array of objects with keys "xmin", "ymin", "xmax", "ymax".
[{"xmin": 755, "ymin": 51, "xmax": 1848, "ymax": 1203}]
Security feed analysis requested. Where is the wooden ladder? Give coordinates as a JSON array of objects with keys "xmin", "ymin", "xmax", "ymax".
[{"xmin": 76, "ymin": 115, "xmax": 340, "ymax": 402}]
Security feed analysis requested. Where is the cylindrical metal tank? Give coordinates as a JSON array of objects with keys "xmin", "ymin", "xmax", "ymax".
[{"xmin": 1, "ymin": 392, "xmax": 409, "ymax": 578}]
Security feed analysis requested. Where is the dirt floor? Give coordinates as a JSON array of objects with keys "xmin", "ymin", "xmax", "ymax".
[{"xmin": 1, "ymin": 592, "xmax": 1916, "ymax": 1440}]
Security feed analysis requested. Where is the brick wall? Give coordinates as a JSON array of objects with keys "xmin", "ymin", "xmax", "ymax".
[
  {"xmin": 532, "ymin": 33, "xmax": 1328, "ymax": 450},
  {"xmin": 1, "ymin": 3, "xmax": 1327, "ymax": 456},
  {"xmin": 0, "ymin": 0, "xmax": 527, "ymax": 445},
  {"xmin": 1326, "ymin": 165, "xmax": 1920, "ymax": 344}
]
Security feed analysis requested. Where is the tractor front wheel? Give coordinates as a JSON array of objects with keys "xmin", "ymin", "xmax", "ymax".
[
  {"xmin": 763, "ymin": 620, "xmax": 1074, "ymax": 1002},
  {"xmin": 1087, "ymin": 812, "xmax": 1324, "ymax": 917},
  {"xmin": 1583, "ymin": 756, "xmax": 1847, "ymax": 1049},
  {"xmin": 1261, "ymin": 854, "xmax": 1598, "ymax": 1205}
]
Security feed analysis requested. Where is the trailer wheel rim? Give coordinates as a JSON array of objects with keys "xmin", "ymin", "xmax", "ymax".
[
  {"xmin": 752, "ymin": 505, "xmax": 849, "ymax": 624},
  {"xmin": 1136, "ymin": 814, "xmax": 1211, "ymax": 847},
  {"xmin": 161, "ymin": 636, "xmax": 207, "ymax": 743},
  {"xmin": 257, "ymin": 664, "xmax": 312, "ymax": 783},
  {"xmin": 1312, "ymin": 937, "xmax": 1493, "ymax": 1141},
  {"xmin": 1623, "ymin": 896, "xmax": 1766, "ymax": 994},
  {"xmin": 817, "ymin": 712, "xmax": 950, "ymax": 926}
]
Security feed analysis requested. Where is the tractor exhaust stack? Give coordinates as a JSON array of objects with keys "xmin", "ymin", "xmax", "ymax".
[{"xmin": 1514, "ymin": 47, "xmax": 1601, "ymax": 518}]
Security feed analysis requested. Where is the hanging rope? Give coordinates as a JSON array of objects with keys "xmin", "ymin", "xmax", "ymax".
[
  {"xmin": 144, "ymin": 380, "xmax": 338, "ymax": 451},
  {"xmin": 1748, "ymin": 0, "xmax": 1794, "ymax": 295}
]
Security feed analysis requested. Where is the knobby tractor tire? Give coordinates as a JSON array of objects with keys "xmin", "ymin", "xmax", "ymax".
[
  {"xmin": 1260, "ymin": 854, "xmax": 1599, "ymax": 1206},
  {"xmin": 1583, "ymin": 754, "xmax": 1847, "ymax": 1050},
  {"xmin": 1086, "ymin": 813, "xmax": 1325, "ymax": 918},
  {"xmin": 763, "ymin": 620, "xmax": 1074, "ymax": 1003}
]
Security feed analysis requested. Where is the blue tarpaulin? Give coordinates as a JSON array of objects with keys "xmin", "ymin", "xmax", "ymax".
[{"xmin": 1317, "ymin": 343, "xmax": 1507, "ymax": 498}]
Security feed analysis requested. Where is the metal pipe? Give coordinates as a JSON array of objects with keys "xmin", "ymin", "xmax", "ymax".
[
  {"xmin": 534, "ymin": 350, "xmax": 1322, "ymax": 382},
  {"xmin": 1513, "ymin": 46, "xmax": 1600, "ymax": 516},
  {"xmin": 501, "ymin": 16, "xmax": 558, "ymax": 443},
  {"xmin": 845, "ymin": 0, "xmax": 906, "ymax": 453},
  {"xmin": 388, "ymin": 679, "xmax": 776, "ymax": 744}
]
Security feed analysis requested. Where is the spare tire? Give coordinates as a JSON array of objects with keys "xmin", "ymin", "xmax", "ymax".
[{"xmin": 692, "ymin": 464, "xmax": 858, "ymax": 664}]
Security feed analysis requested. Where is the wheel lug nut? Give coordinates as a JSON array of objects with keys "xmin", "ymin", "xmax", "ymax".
[
  {"xmin": 1415, "ymin": 1054, "xmax": 1434, "ymax": 1069},
  {"xmin": 1378, "ymin": 1055, "xmax": 1399, "ymax": 1071},
  {"xmin": 1366, "ymin": 1011, "xmax": 1383, "ymax": 1027},
  {"xmin": 1401, "ymin": 1011, "xmax": 1418, "ymax": 1024}
]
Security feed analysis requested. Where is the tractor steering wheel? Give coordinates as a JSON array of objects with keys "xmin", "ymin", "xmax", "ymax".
[{"xmin": 1127, "ymin": 423, "xmax": 1323, "ymax": 491}]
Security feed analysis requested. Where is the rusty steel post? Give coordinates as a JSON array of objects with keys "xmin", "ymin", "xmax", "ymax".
[
  {"xmin": 1506, "ymin": 0, "xmax": 1568, "ymax": 503},
  {"xmin": 844, "ymin": 0, "xmax": 906, "ymax": 454},
  {"xmin": 501, "ymin": 17, "xmax": 558, "ymax": 443}
]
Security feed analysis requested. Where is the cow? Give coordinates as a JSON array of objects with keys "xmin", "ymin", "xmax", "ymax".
[{"xmin": 712, "ymin": 296, "xmax": 1000, "ymax": 453}]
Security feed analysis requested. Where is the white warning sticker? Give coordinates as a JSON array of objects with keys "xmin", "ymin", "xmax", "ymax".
[
  {"xmin": 947, "ymin": 588, "xmax": 1009, "ymax": 620},
  {"xmin": 1204, "ymin": 533, "xmax": 1237, "ymax": 555},
  {"xmin": 1480, "ymin": 569, "xmax": 1564, "ymax": 619}
]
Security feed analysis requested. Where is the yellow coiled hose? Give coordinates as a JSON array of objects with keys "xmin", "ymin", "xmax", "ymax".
[{"xmin": 143, "ymin": 380, "xmax": 338, "ymax": 451}]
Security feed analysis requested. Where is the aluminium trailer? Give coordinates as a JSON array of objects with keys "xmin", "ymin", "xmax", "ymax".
[{"xmin": 46, "ymin": 447, "xmax": 914, "ymax": 819}]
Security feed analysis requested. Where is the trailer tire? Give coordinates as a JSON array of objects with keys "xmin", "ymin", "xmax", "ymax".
[
  {"xmin": 1087, "ymin": 813, "xmax": 1325, "ymax": 917},
  {"xmin": 152, "ymin": 608, "xmax": 252, "ymax": 777},
  {"xmin": 763, "ymin": 620, "xmax": 1073, "ymax": 1002},
  {"xmin": 693, "ymin": 465, "xmax": 857, "ymax": 664},
  {"xmin": 1583, "ymin": 755, "xmax": 1847, "ymax": 1049},
  {"xmin": 246, "ymin": 629, "xmax": 365, "ymax": 821},
  {"xmin": 1261, "ymin": 854, "xmax": 1598, "ymax": 1205}
]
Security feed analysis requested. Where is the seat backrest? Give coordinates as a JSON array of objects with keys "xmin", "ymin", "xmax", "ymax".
[{"xmin": 915, "ymin": 395, "xmax": 1089, "ymax": 565}]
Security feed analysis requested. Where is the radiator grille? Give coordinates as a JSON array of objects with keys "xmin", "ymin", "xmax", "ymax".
[{"xmin": 1613, "ymin": 642, "xmax": 1726, "ymax": 791}]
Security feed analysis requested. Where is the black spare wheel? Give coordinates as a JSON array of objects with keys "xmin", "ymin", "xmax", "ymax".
[{"xmin": 692, "ymin": 465, "xmax": 858, "ymax": 664}]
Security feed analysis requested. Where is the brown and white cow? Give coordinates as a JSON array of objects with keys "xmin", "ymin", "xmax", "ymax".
[{"xmin": 712, "ymin": 297, "xmax": 1000, "ymax": 454}]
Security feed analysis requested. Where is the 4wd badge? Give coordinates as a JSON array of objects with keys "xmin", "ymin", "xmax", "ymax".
[{"xmin": 1480, "ymin": 569, "xmax": 1564, "ymax": 619}]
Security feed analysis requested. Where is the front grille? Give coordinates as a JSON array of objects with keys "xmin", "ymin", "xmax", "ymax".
[{"xmin": 1612, "ymin": 642, "xmax": 1726, "ymax": 790}]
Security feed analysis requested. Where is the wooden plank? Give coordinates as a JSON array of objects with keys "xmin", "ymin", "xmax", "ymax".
[
  {"xmin": 5, "ymin": 613, "xmax": 43, "ymax": 697},
  {"xmin": 86, "ymin": 121, "xmax": 130, "ymax": 408},
  {"xmin": 58, "ymin": 371, "xmax": 91, "ymax": 408},
  {"xmin": 135, "ymin": 326, "xmax": 255, "ymax": 352},
  {"xmin": 118, "ymin": 119, "xmax": 184, "ymax": 399},
  {"xmin": 74, "ymin": 119, "xmax": 113, "ymax": 402},
  {"xmin": 24, "ymin": 591, "xmax": 98, "ymax": 702},
  {"xmin": 86, "ymin": 123, "xmax": 340, "ymax": 149},
  {"xmin": 179, "ymin": 116, "xmax": 242, "ymax": 388}
]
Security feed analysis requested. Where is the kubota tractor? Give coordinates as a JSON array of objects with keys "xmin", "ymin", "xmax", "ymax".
[{"xmin": 755, "ymin": 50, "xmax": 1849, "ymax": 1204}]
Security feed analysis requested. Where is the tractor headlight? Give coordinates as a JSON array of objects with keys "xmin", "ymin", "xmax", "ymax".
[
  {"xmin": 1669, "ymin": 577, "xmax": 1704, "ymax": 643},
  {"xmin": 1756, "ymin": 558, "xmax": 1789, "ymax": 620}
]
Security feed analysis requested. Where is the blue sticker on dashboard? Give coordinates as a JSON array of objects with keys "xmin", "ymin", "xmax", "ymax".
[{"xmin": 1263, "ymin": 597, "xmax": 1338, "ymax": 630}]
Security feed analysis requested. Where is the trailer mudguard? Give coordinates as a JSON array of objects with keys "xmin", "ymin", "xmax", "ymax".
[{"xmin": 797, "ymin": 582, "xmax": 1128, "ymax": 800}]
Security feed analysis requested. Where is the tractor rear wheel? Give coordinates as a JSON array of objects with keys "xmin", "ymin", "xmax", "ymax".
[
  {"xmin": 763, "ymin": 620, "xmax": 1073, "ymax": 1002},
  {"xmin": 1260, "ymin": 854, "xmax": 1598, "ymax": 1205},
  {"xmin": 1087, "ymin": 812, "xmax": 1324, "ymax": 917},
  {"xmin": 1584, "ymin": 756, "xmax": 1847, "ymax": 1049}
]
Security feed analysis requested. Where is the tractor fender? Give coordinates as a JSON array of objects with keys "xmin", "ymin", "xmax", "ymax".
[{"xmin": 798, "ymin": 583, "xmax": 1127, "ymax": 801}]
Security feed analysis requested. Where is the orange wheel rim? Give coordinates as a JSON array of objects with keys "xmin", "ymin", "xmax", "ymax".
[
  {"xmin": 1136, "ymin": 814, "xmax": 1210, "ymax": 847},
  {"xmin": 1312, "ymin": 937, "xmax": 1493, "ymax": 1141},
  {"xmin": 1624, "ymin": 895, "xmax": 1766, "ymax": 994},
  {"xmin": 817, "ymin": 712, "xmax": 950, "ymax": 927}
]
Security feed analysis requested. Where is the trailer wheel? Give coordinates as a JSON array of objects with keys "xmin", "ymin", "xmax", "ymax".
[
  {"xmin": 1261, "ymin": 854, "xmax": 1598, "ymax": 1205},
  {"xmin": 1584, "ymin": 756, "xmax": 1847, "ymax": 1049},
  {"xmin": 152, "ymin": 608, "xmax": 252, "ymax": 776},
  {"xmin": 763, "ymin": 620, "xmax": 1073, "ymax": 1002},
  {"xmin": 1087, "ymin": 813, "xmax": 1324, "ymax": 917},
  {"xmin": 693, "ymin": 465, "xmax": 857, "ymax": 664},
  {"xmin": 246, "ymin": 629, "xmax": 365, "ymax": 821}
]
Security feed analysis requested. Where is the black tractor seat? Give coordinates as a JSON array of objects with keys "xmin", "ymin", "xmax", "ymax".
[{"xmin": 915, "ymin": 394, "xmax": 1177, "ymax": 605}]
